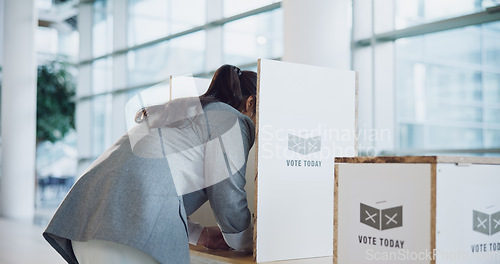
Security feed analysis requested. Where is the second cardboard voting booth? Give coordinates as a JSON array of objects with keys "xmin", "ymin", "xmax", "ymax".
[
  {"xmin": 185, "ymin": 59, "xmax": 358, "ymax": 263},
  {"xmin": 334, "ymin": 156, "xmax": 500, "ymax": 264}
]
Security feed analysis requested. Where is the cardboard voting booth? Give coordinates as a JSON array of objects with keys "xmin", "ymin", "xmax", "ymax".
[
  {"xmin": 140, "ymin": 61, "xmax": 358, "ymax": 263},
  {"xmin": 191, "ymin": 60, "xmax": 358, "ymax": 263},
  {"xmin": 169, "ymin": 75, "xmax": 258, "ymax": 229},
  {"xmin": 255, "ymin": 59, "xmax": 357, "ymax": 262},
  {"xmin": 334, "ymin": 156, "xmax": 500, "ymax": 264}
]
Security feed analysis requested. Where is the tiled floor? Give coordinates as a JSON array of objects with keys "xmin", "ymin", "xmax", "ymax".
[
  {"xmin": 0, "ymin": 217, "xmax": 228, "ymax": 264},
  {"xmin": 0, "ymin": 217, "xmax": 330, "ymax": 264},
  {"xmin": 0, "ymin": 218, "xmax": 65, "ymax": 264},
  {"xmin": 12, "ymin": 184, "xmax": 329, "ymax": 263}
]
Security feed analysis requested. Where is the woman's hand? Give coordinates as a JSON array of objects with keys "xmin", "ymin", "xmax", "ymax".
[{"xmin": 197, "ymin": 226, "xmax": 231, "ymax": 250}]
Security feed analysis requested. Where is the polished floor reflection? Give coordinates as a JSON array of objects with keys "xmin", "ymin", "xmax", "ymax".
[
  {"xmin": 0, "ymin": 217, "xmax": 229, "ymax": 264},
  {"xmin": 0, "ymin": 218, "xmax": 64, "ymax": 264}
]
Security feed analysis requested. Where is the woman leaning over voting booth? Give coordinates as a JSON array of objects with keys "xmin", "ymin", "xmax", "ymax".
[{"xmin": 43, "ymin": 64, "xmax": 257, "ymax": 264}]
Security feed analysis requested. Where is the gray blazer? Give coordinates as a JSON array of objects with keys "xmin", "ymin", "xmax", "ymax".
[{"xmin": 43, "ymin": 99, "xmax": 255, "ymax": 264}]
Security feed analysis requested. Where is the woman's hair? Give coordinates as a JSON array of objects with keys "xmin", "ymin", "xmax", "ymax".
[
  {"xmin": 200, "ymin": 64, "xmax": 257, "ymax": 109},
  {"xmin": 135, "ymin": 64, "xmax": 256, "ymax": 124}
]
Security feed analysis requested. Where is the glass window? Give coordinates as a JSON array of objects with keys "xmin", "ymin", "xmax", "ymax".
[
  {"xmin": 92, "ymin": 95, "xmax": 113, "ymax": 156},
  {"xmin": 399, "ymin": 124, "xmax": 425, "ymax": 149},
  {"xmin": 128, "ymin": 0, "xmax": 205, "ymax": 46},
  {"xmin": 427, "ymin": 126, "xmax": 483, "ymax": 149},
  {"xmin": 485, "ymin": 129, "xmax": 500, "ymax": 148},
  {"xmin": 82, "ymin": 0, "xmax": 284, "ymax": 163},
  {"xmin": 92, "ymin": 57, "xmax": 113, "ymax": 94},
  {"xmin": 425, "ymin": 66, "xmax": 482, "ymax": 104},
  {"xmin": 223, "ymin": 9, "xmax": 283, "ymax": 66},
  {"xmin": 395, "ymin": 0, "xmax": 494, "ymax": 29},
  {"xmin": 424, "ymin": 26, "xmax": 482, "ymax": 66},
  {"xmin": 396, "ymin": 60, "xmax": 425, "ymax": 123},
  {"xmin": 37, "ymin": 27, "xmax": 58, "ymax": 55},
  {"xmin": 484, "ymin": 22, "xmax": 500, "ymax": 69},
  {"xmin": 484, "ymin": 73, "xmax": 500, "ymax": 105},
  {"xmin": 127, "ymin": 31, "xmax": 205, "ymax": 87},
  {"xmin": 128, "ymin": 0, "xmax": 169, "ymax": 46},
  {"xmin": 223, "ymin": 0, "xmax": 280, "ymax": 17},
  {"xmin": 35, "ymin": 131, "xmax": 77, "ymax": 217},
  {"xmin": 396, "ymin": 62, "xmax": 483, "ymax": 123},
  {"xmin": 169, "ymin": 0, "xmax": 205, "ymax": 32},
  {"xmin": 396, "ymin": 20, "xmax": 500, "ymax": 150},
  {"xmin": 37, "ymin": 0, "xmax": 53, "ymax": 10},
  {"xmin": 93, "ymin": 0, "xmax": 113, "ymax": 57},
  {"xmin": 127, "ymin": 41, "xmax": 169, "ymax": 87},
  {"xmin": 168, "ymin": 31, "xmax": 206, "ymax": 74},
  {"xmin": 59, "ymin": 31, "xmax": 80, "ymax": 58},
  {"xmin": 400, "ymin": 124, "xmax": 485, "ymax": 150},
  {"xmin": 485, "ymin": 108, "xmax": 500, "ymax": 124}
]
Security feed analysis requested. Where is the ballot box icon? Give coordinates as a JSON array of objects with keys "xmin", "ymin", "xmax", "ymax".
[
  {"xmin": 493, "ymin": 211, "xmax": 500, "ymax": 235},
  {"xmin": 288, "ymin": 133, "xmax": 321, "ymax": 155},
  {"xmin": 473, "ymin": 209, "xmax": 500, "ymax": 236},
  {"xmin": 360, "ymin": 203, "xmax": 403, "ymax": 231},
  {"xmin": 360, "ymin": 203, "xmax": 380, "ymax": 230}
]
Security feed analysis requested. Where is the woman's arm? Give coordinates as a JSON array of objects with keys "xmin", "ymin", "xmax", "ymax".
[
  {"xmin": 197, "ymin": 225, "xmax": 231, "ymax": 250},
  {"xmin": 204, "ymin": 115, "xmax": 255, "ymax": 252}
]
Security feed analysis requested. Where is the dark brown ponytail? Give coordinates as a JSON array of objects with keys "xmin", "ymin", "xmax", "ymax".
[
  {"xmin": 200, "ymin": 65, "xmax": 243, "ymax": 109},
  {"xmin": 239, "ymin": 70, "xmax": 257, "ymax": 97}
]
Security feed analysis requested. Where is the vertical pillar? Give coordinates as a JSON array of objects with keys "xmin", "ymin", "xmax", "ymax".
[
  {"xmin": 1, "ymin": 0, "xmax": 37, "ymax": 220},
  {"xmin": 205, "ymin": 0, "xmax": 223, "ymax": 72},
  {"xmin": 282, "ymin": 0, "xmax": 351, "ymax": 70},
  {"xmin": 111, "ymin": 0, "xmax": 128, "ymax": 141},
  {"xmin": 352, "ymin": 0, "xmax": 375, "ymax": 155},
  {"xmin": 0, "ymin": 0, "xmax": 4, "ymax": 68},
  {"xmin": 76, "ymin": 2, "xmax": 93, "ymax": 176},
  {"xmin": 372, "ymin": 0, "xmax": 395, "ymax": 152},
  {"xmin": 353, "ymin": 0, "xmax": 395, "ymax": 154}
]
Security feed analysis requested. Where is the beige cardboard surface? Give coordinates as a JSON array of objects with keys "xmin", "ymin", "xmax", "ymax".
[{"xmin": 255, "ymin": 59, "xmax": 357, "ymax": 262}]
